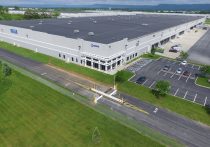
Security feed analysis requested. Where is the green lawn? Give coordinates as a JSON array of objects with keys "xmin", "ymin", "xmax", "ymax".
[
  {"xmin": 205, "ymin": 19, "xmax": 210, "ymax": 25},
  {"xmin": 0, "ymin": 41, "xmax": 114, "ymax": 85},
  {"xmin": 141, "ymin": 53, "xmax": 162, "ymax": 59},
  {"xmin": 0, "ymin": 69, "xmax": 163, "ymax": 146},
  {"xmin": 196, "ymin": 77, "xmax": 210, "ymax": 88},
  {"xmin": 0, "ymin": 14, "xmax": 24, "ymax": 20}
]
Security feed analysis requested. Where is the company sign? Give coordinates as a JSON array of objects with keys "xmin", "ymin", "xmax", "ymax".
[
  {"xmin": 91, "ymin": 44, "xmax": 99, "ymax": 48},
  {"xmin": 10, "ymin": 29, "xmax": 18, "ymax": 34}
]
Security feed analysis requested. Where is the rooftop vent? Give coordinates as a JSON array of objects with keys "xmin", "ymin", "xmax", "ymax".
[
  {"xmin": 142, "ymin": 23, "xmax": 149, "ymax": 26},
  {"xmin": 88, "ymin": 32, "xmax": 95, "ymax": 36},
  {"xmin": 30, "ymin": 26, "xmax": 34, "ymax": 28},
  {"xmin": 73, "ymin": 29, "xmax": 80, "ymax": 33},
  {"xmin": 93, "ymin": 20, "xmax": 97, "ymax": 23},
  {"xmin": 68, "ymin": 22, "xmax": 71, "ymax": 24}
]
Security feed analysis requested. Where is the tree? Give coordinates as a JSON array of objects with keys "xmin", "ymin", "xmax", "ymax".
[
  {"xmin": 2, "ymin": 63, "xmax": 12, "ymax": 78},
  {"xmin": 51, "ymin": 11, "xmax": 60, "ymax": 17},
  {"xmin": 0, "ymin": 6, "xmax": 8, "ymax": 14},
  {"xmin": 179, "ymin": 51, "xmax": 189, "ymax": 59},
  {"xmin": 200, "ymin": 65, "xmax": 210, "ymax": 76},
  {"xmin": 14, "ymin": 6, "xmax": 20, "ymax": 10},
  {"xmin": 153, "ymin": 80, "xmax": 171, "ymax": 98}
]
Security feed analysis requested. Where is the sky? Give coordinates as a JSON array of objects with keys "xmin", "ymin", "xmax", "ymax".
[{"xmin": 1, "ymin": 0, "xmax": 210, "ymax": 5}]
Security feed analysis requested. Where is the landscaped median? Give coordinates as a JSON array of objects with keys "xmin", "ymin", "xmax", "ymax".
[
  {"xmin": 205, "ymin": 19, "xmax": 210, "ymax": 25},
  {"xmin": 196, "ymin": 77, "xmax": 210, "ymax": 89},
  {"xmin": 1, "ymin": 41, "xmax": 210, "ymax": 126}
]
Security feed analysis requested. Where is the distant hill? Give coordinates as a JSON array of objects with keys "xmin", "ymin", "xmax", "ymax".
[
  {"xmin": 91, "ymin": 4, "xmax": 210, "ymax": 11},
  {"xmin": 1, "ymin": 4, "xmax": 210, "ymax": 11}
]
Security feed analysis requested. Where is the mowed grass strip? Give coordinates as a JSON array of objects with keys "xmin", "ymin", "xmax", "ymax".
[
  {"xmin": 196, "ymin": 77, "xmax": 210, "ymax": 88},
  {"xmin": 0, "ymin": 70, "xmax": 163, "ymax": 147},
  {"xmin": 205, "ymin": 19, "xmax": 210, "ymax": 25},
  {"xmin": 0, "ymin": 41, "xmax": 114, "ymax": 85}
]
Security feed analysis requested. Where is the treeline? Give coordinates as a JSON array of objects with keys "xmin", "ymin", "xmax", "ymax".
[
  {"xmin": 24, "ymin": 9, "xmax": 60, "ymax": 19},
  {"xmin": 0, "ymin": 6, "xmax": 60, "ymax": 20},
  {"xmin": 0, "ymin": 6, "xmax": 8, "ymax": 14}
]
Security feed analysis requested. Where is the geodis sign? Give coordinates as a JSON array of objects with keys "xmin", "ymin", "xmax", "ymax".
[
  {"xmin": 91, "ymin": 44, "xmax": 100, "ymax": 48},
  {"xmin": 10, "ymin": 29, "xmax": 18, "ymax": 34}
]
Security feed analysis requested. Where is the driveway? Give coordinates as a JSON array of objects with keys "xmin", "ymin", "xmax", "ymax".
[{"xmin": 188, "ymin": 29, "xmax": 210, "ymax": 65}]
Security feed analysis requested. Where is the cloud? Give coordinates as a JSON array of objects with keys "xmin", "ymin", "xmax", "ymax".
[{"xmin": 1, "ymin": 0, "xmax": 210, "ymax": 5}]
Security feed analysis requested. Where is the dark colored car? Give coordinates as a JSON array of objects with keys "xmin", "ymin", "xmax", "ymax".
[
  {"xmin": 137, "ymin": 77, "xmax": 146, "ymax": 84},
  {"xmin": 169, "ymin": 49, "xmax": 178, "ymax": 53},
  {"xmin": 183, "ymin": 71, "xmax": 190, "ymax": 76},
  {"xmin": 163, "ymin": 65, "xmax": 170, "ymax": 71}
]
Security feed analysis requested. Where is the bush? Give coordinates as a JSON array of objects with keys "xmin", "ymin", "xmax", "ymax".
[
  {"xmin": 179, "ymin": 51, "xmax": 189, "ymax": 60},
  {"xmin": 2, "ymin": 63, "xmax": 12, "ymax": 78},
  {"xmin": 155, "ymin": 48, "xmax": 164, "ymax": 53},
  {"xmin": 151, "ymin": 48, "xmax": 156, "ymax": 55}
]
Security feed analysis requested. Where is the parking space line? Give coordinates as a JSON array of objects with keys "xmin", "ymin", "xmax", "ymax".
[
  {"xmin": 174, "ymin": 88, "xmax": 179, "ymax": 96},
  {"xmin": 41, "ymin": 72, "xmax": 47, "ymax": 76},
  {"xmin": 193, "ymin": 93, "xmax": 197, "ymax": 102},
  {"xmin": 184, "ymin": 91, "xmax": 188, "ymax": 99},
  {"xmin": 186, "ymin": 73, "xmax": 191, "ymax": 83},
  {"xmin": 204, "ymin": 97, "xmax": 208, "ymax": 106},
  {"xmin": 65, "ymin": 83, "xmax": 70, "ymax": 87},
  {"xmin": 170, "ymin": 72, "xmax": 176, "ymax": 78},
  {"xmin": 163, "ymin": 71, "xmax": 168, "ymax": 76},
  {"xmin": 157, "ymin": 69, "xmax": 162, "ymax": 75},
  {"xmin": 149, "ymin": 81, "xmax": 156, "ymax": 88},
  {"xmin": 178, "ymin": 72, "xmax": 183, "ymax": 80},
  {"xmin": 142, "ymin": 79, "xmax": 148, "ymax": 85}
]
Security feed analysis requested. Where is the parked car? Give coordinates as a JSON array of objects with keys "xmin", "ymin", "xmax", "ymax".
[
  {"xmin": 169, "ymin": 44, "xmax": 182, "ymax": 53},
  {"xmin": 176, "ymin": 68, "xmax": 182, "ymax": 74},
  {"xmin": 183, "ymin": 71, "xmax": 190, "ymax": 76},
  {"xmin": 169, "ymin": 48, "xmax": 178, "ymax": 53},
  {"xmin": 181, "ymin": 60, "xmax": 187, "ymax": 66},
  {"xmin": 137, "ymin": 77, "xmax": 146, "ymax": 84},
  {"xmin": 163, "ymin": 65, "xmax": 170, "ymax": 71}
]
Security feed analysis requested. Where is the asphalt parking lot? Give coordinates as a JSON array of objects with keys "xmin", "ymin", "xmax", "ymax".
[
  {"xmin": 126, "ymin": 58, "xmax": 153, "ymax": 73},
  {"xmin": 129, "ymin": 58, "xmax": 210, "ymax": 106}
]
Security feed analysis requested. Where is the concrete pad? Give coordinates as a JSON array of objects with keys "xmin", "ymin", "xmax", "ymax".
[{"xmin": 158, "ymin": 28, "xmax": 207, "ymax": 59}]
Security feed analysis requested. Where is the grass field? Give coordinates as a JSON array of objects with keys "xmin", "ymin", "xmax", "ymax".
[
  {"xmin": 196, "ymin": 77, "xmax": 210, "ymax": 88},
  {"xmin": 0, "ymin": 14, "xmax": 24, "ymax": 20},
  {"xmin": 0, "ymin": 66, "xmax": 163, "ymax": 146},
  {"xmin": 205, "ymin": 19, "xmax": 210, "ymax": 25}
]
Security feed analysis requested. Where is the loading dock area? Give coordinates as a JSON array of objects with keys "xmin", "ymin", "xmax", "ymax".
[{"xmin": 128, "ymin": 58, "xmax": 210, "ymax": 106}]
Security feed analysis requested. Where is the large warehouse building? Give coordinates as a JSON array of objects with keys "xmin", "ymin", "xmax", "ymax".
[{"xmin": 0, "ymin": 14, "xmax": 205, "ymax": 74}]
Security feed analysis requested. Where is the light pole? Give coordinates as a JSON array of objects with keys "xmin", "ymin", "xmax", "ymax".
[{"xmin": 114, "ymin": 74, "xmax": 116, "ymax": 90}]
